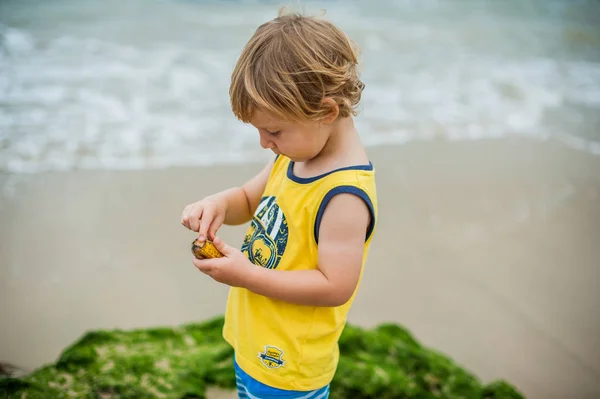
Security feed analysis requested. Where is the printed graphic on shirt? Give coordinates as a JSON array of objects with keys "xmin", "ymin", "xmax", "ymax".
[
  {"xmin": 241, "ymin": 196, "xmax": 288, "ymax": 270},
  {"xmin": 258, "ymin": 345, "xmax": 285, "ymax": 369}
]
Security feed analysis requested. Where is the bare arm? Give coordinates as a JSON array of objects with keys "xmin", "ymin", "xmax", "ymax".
[
  {"xmin": 242, "ymin": 192, "xmax": 371, "ymax": 307},
  {"xmin": 209, "ymin": 157, "xmax": 274, "ymax": 226},
  {"xmin": 183, "ymin": 157, "xmax": 275, "ymax": 240}
]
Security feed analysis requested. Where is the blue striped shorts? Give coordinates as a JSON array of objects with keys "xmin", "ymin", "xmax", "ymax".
[{"xmin": 234, "ymin": 358, "xmax": 330, "ymax": 399}]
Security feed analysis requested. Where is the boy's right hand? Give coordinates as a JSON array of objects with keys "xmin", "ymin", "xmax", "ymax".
[{"xmin": 181, "ymin": 196, "xmax": 227, "ymax": 242}]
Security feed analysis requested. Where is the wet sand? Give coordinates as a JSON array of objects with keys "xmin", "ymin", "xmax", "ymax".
[{"xmin": 1, "ymin": 139, "xmax": 599, "ymax": 399}]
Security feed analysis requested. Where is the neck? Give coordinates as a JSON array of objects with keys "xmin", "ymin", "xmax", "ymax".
[{"xmin": 306, "ymin": 116, "xmax": 366, "ymax": 170}]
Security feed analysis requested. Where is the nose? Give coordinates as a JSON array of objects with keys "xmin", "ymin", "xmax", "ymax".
[{"xmin": 259, "ymin": 132, "xmax": 275, "ymax": 149}]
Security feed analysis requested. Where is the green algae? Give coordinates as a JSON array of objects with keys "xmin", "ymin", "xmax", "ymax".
[{"xmin": 1, "ymin": 316, "xmax": 524, "ymax": 398}]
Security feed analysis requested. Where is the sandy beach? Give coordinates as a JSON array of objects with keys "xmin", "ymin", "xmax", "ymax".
[{"xmin": 1, "ymin": 139, "xmax": 599, "ymax": 399}]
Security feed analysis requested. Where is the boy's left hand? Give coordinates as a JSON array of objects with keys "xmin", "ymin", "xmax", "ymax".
[{"xmin": 192, "ymin": 237, "xmax": 255, "ymax": 287}]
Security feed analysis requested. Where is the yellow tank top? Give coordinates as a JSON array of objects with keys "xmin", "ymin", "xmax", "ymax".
[{"xmin": 222, "ymin": 154, "xmax": 378, "ymax": 391}]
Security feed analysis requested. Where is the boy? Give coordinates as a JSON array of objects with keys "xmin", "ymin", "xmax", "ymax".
[{"xmin": 181, "ymin": 9, "xmax": 377, "ymax": 399}]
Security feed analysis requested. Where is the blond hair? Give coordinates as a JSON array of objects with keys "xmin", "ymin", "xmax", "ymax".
[{"xmin": 229, "ymin": 9, "xmax": 365, "ymax": 123}]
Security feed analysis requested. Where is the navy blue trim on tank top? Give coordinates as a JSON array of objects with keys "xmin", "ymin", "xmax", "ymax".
[
  {"xmin": 314, "ymin": 185, "xmax": 376, "ymax": 244},
  {"xmin": 287, "ymin": 160, "xmax": 373, "ymax": 184}
]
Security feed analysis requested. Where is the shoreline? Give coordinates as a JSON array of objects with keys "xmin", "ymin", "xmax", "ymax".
[
  {"xmin": 2, "ymin": 136, "xmax": 600, "ymax": 179},
  {"xmin": 2, "ymin": 139, "xmax": 600, "ymax": 399}
]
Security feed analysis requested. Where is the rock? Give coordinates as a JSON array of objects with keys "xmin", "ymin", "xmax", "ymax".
[
  {"xmin": 0, "ymin": 363, "xmax": 29, "ymax": 378},
  {"xmin": 0, "ymin": 316, "xmax": 525, "ymax": 398}
]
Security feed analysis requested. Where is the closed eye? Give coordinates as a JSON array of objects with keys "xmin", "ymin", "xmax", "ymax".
[{"xmin": 267, "ymin": 130, "xmax": 281, "ymax": 136}]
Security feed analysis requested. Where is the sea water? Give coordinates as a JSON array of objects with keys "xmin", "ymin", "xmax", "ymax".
[{"xmin": 1, "ymin": 0, "xmax": 599, "ymax": 173}]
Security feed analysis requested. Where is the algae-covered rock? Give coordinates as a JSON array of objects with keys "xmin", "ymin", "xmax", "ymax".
[
  {"xmin": 332, "ymin": 324, "xmax": 522, "ymax": 399},
  {"xmin": 0, "ymin": 316, "xmax": 525, "ymax": 398}
]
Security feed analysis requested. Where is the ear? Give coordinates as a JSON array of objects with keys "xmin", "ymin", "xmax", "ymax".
[{"xmin": 320, "ymin": 97, "xmax": 339, "ymax": 124}]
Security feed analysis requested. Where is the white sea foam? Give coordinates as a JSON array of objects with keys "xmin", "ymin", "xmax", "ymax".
[{"xmin": 1, "ymin": 0, "xmax": 599, "ymax": 174}]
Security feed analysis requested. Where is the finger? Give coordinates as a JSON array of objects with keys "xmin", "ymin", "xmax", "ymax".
[
  {"xmin": 181, "ymin": 206, "xmax": 191, "ymax": 229},
  {"xmin": 189, "ymin": 207, "xmax": 204, "ymax": 233},
  {"xmin": 192, "ymin": 257, "xmax": 213, "ymax": 273},
  {"xmin": 198, "ymin": 206, "xmax": 214, "ymax": 241},
  {"xmin": 211, "ymin": 236, "xmax": 232, "ymax": 256},
  {"xmin": 208, "ymin": 213, "xmax": 225, "ymax": 241}
]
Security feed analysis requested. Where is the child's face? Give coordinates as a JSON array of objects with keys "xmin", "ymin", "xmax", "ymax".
[{"xmin": 249, "ymin": 109, "xmax": 332, "ymax": 162}]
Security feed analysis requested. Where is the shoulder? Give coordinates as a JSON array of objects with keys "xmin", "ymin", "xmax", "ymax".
[{"xmin": 314, "ymin": 182, "xmax": 376, "ymax": 245}]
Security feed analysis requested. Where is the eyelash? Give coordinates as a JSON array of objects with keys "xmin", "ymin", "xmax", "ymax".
[{"xmin": 267, "ymin": 130, "xmax": 281, "ymax": 136}]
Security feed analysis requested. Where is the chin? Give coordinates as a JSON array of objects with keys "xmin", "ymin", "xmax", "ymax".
[
  {"xmin": 274, "ymin": 151, "xmax": 313, "ymax": 163},
  {"xmin": 288, "ymin": 156, "xmax": 312, "ymax": 163}
]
